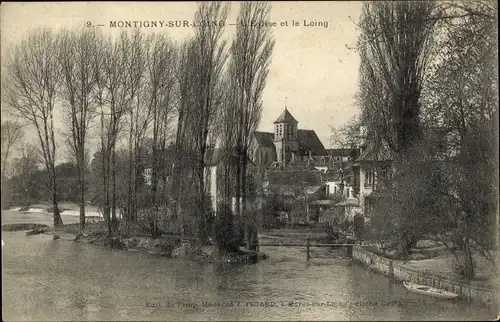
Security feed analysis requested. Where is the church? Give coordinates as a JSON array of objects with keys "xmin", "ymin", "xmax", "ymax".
[
  {"xmin": 206, "ymin": 107, "xmax": 329, "ymax": 215},
  {"xmin": 249, "ymin": 107, "xmax": 327, "ymax": 169}
]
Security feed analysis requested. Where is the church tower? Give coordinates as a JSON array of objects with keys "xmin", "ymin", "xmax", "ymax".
[{"xmin": 273, "ymin": 106, "xmax": 299, "ymax": 163}]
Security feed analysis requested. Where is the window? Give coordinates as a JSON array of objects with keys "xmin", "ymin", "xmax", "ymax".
[{"xmin": 365, "ymin": 169, "xmax": 373, "ymax": 186}]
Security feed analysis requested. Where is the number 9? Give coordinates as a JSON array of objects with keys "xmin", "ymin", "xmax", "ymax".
[{"xmin": 86, "ymin": 21, "xmax": 92, "ymax": 28}]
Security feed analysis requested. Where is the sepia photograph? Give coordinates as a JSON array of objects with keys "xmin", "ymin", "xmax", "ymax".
[{"xmin": 1, "ymin": 1, "xmax": 499, "ymax": 321}]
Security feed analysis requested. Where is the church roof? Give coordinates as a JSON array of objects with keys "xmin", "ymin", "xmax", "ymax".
[
  {"xmin": 253, "ymin": 129, "xmax": 326, "ymax": 156},
  {"xmin": 297, "ymin": 130, "xmax": 327, "ymax": 155},
  {"xmin": 274, "ymin": 108, "xmax": 298, "ymax": 124},
  {"xmin": 253, "ymin": 131, "xmax": 275, "ymax": 148}
]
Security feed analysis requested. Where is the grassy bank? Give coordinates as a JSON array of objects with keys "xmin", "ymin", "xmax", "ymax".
[
  {"xmin": 2, "ymin": 223, "xmax": 50, "ymax": 231},
  {"xmin": 48, "ymin": 221, "xmax": 267, "ymax": 265}
]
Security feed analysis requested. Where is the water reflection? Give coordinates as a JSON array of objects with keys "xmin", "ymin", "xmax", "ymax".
[{"xmin": 1, "ymin": 225, "xmax": 494, "ymax": 321}]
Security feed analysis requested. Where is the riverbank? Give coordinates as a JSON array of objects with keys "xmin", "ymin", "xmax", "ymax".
[
  {"xmin": 2, "ymin": 219, "xmax": 267, "ymax": 265},
  {"xmin": 352, "ymin": 245, "xmax": 499, "ymax": 311}
]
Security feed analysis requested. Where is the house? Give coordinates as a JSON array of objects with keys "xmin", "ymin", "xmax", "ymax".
[
  {"xmin": 264, "ymin": 169, "xmax": 326, "ymax": 224},
  {"xmin": 323, "ymin": 164, "xmax": 356, "ymax": 199},
  {"xmin": 141, "ymin": 144, "xmax": 196, "ymax": 188},
  {"xmin": 205, "ymin": 146, "xmax": 261, "ymax": 216},
  {"xmin": 352, "ymin": 138, "xmax": 394, "ymax": 218},
  {"xmin": 352, "ymin": 126, "xmax": 452, "ymax": 219}
]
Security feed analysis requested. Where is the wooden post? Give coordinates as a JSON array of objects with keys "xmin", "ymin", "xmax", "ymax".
[{"xmin": 306, "ymin": 236, "xmax": 310, "ymax": 261}]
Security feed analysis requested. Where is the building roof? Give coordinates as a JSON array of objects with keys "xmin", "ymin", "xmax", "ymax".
[
  {"xmin": 274, "ymin": 108, "xmax": 298, "ymax": 124},
  {"xmin": 309, "ymin": 199, "xmax": 337, "ymax": 206},
  {"xmin": 266, "ymin": 184, "xmax": 324, "ymax": 196},
  {"xmin": 335, "ymin": 199, "xmax": 360, "ymax": 207},
  {"xmin": 305, "ymin": 185, "xmax": 324, "ymax": 195},
  {"xmin": 326, "ymin": 148, "xmax": 356, "ymax": 158},
  {"xmin": 266, "ymin": 170, "xmax": 323, "ymax": 186},
  {"xmin": 297, "ymin": 130, "xmax": 327, "ymax": 155},
  {"xmin": 356, "ymin": 140, "xmax": 394, "ymax": 162},
  {"xmin": 253, "ymin": 129, "xmax": 326, "ymax": 156},
  {"xmin": 253, "ymin": 131, "xmax": 275, "ymax": 149}
]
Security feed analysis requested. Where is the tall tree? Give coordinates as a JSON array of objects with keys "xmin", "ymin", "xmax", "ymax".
[
  {"xmin": 358, "ymin": 1, "xmax": 438, "ymax": 156},
  {"xmin": 425, "ymin": 0, "xmax": 498, "ymax": 278},
  {"xmin": 189, "ymin": 2, "xmax": 230, "ymax": 244},
  {"xmin": 125, "ymin": 29, "xmax": 148, "ymax": 225},
  {"xmin": 231, "ymin": 1, "xmax": 275, "ymax": 249},
  {"xmin": 144, "ymin": 33, "xmax": 177, "ymax": 210},
  {"xmin": 357, "ymin": 1, "xmax": 440, "ymax": 256},
  {"xmin": 58, "ymin": 28, "xmax": 102, "ymax": 229},
  {"xmin": 93, "ymin": 32, "xmax": 134, "ymax": 233},
  {"xmin": 4, "ymin": 28, "xmax": 64, "ymax": 227}
]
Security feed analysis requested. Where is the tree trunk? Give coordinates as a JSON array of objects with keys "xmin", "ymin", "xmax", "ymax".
[
  {"xmin": 51, "ymin": 169, "xmax": 63, "ymax": 227},
  {"xmin": 235, "ymin": 149, "xmax": 241, "ymax": 217},
  {"xmin": 79, "ymin": 166, "xmax": 85, "ymax": 230},
  {"xmin": 242, "ymin": 153, "xmax": 251, "ymax": 250},
  {"xmin": 197, "ymin": 157, "xmax": 208, "ymax": 244},
  {"xmin": 104, "ymin": 150, "xmax": 111, "ymax": 236},
  {"xmin": 126, "ymin": 120, "xmax": 134, "ymax": 226},
  {"xmin": 111, "ymin": 146, "xmax": 117, "ymax": 230},
  {"xmin": 463, "ymin": 237, "xmax": 475, "ymax": 280}
]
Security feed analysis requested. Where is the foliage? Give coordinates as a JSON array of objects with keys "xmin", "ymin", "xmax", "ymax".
[{"xmin": 213, "ymin": 202, "xmax": 242, "ymax": 253}]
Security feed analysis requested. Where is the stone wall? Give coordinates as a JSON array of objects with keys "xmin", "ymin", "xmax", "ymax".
[{"xmin": 352, "ymin": 246, "xmax": 498, "ymax": 309}]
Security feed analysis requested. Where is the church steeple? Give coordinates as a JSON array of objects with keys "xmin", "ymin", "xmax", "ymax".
[{"xmin": 274, "ymin": 101, "xmax": 298, "ymax": 163}]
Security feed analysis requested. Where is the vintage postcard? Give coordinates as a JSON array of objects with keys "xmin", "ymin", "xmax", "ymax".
[{"xmin": 1, "ymin": 1, "xmax": 498, "ymax": 321}]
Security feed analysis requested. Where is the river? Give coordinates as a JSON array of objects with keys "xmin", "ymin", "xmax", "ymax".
[{"xmin": 1, "ymin": 211, "xmax": 492, "ymax": 321}]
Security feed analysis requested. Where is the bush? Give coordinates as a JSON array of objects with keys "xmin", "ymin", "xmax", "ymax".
[{"xmin": 213, "ymin": 202, "xmax": 241, "ymax": 253}]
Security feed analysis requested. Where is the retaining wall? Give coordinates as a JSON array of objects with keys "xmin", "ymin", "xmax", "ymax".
[{"xmin": 352, "ymin": 246, "xmax": 498, "ymax": 309}]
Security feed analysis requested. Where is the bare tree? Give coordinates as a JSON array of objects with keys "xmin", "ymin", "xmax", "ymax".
[
  {"xmin": 4, "ymin": 29, "xmax": 64, "ymax": 227},
  {"xmin": 1, "ymin": 120, "xmax": 24, "ymax": 182},
  {"xmin": 358, "ymin": 1, "xmax": 439, "ymax": 156},
  {"xmin": 58, "ymin": 28, "xmax": 102, "ymax": 229},
  {"xmin": 424, "ymin": 0, "xmax": 498, "ymax": 278},
  {"xmin": 218, "ymin": 72, "xmax": 239, "ymax": 208},
  {"xmin": 230, "ymin": 1, "xmax": 275, "ymax": 249},
  {"xmin": 357, "ymin": 2, "xmax": 440, "ymax": 256},
  {"xmin": 132, "ymin": 32, "xmax": 178, "ymax": 237},
  {"xmin": 188, "ymin": 2, "xmax": 230, "ymax": 244},
  {"xmin": 93, "ymin": 32, "xmax": 135, "ymax": 233},
  {"xmin": 171, "ymin": 39, "xmax": 196, "ymax": 234},
  {"xmin": 144, "ymin": 33, "xmax": 177, "ymax": 209},
  {"xmin": 124, "ymin": 29, "xmax": 148, "ymax": 225}
]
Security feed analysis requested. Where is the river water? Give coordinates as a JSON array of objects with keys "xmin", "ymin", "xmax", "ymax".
[{"xmin": 1, "ymin": 211, "xmax": 492, "ymax": 321}]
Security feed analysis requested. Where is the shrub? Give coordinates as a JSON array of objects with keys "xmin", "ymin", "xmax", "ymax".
[{"xmin": 213, "ymin": 202, "xmax": 241, "ymax": 253}]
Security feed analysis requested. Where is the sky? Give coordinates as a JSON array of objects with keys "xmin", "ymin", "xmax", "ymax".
[{"xmin": 1, "ymin": 1, "xmax": 362, "ymax": 156}]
